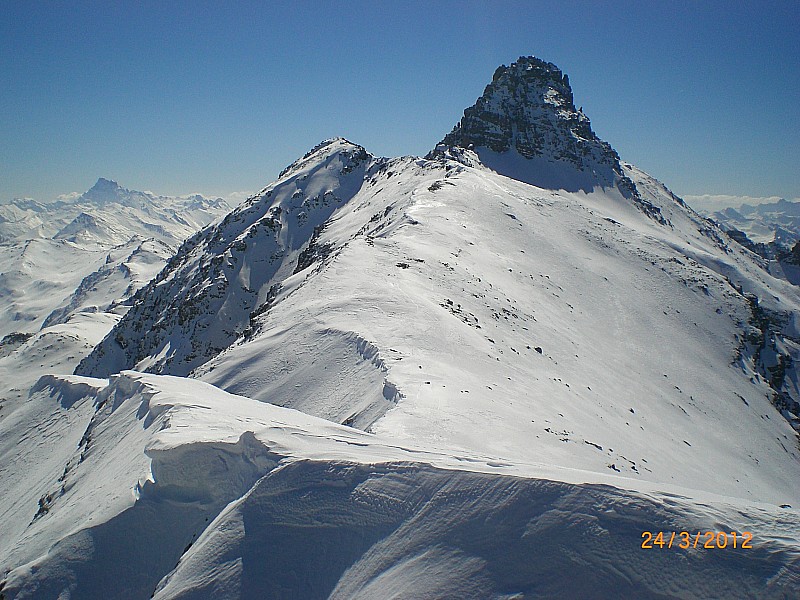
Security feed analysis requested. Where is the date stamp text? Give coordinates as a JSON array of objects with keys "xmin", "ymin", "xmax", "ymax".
[{"xmin": 641, "ymin": 531, "xmax": 753, "ymax": 549}]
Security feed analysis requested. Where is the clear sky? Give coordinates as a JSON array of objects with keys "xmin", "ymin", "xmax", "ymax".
[{"xmin": 2, "ymin": 1, "xmax": 798, "ymax": 207}]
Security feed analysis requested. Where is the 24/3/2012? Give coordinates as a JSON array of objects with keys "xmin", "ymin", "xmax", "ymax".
[{"xmin": 641, "ymin": 531, "xmax": 753, "ymax": 549}]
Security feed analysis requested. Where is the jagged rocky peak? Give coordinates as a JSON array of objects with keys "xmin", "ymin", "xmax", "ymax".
[
  {"xmin": 433, "ymin": 56, "xmax": 623, "ymax": 187},
  {"xmin": 82, "ymin": 177, "xmax": 126, "ymax": 202}
]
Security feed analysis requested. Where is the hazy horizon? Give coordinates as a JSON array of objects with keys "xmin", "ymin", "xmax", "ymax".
[{"xmin": 2, "ymin": 1, "xmax": 798, "ymax": 205}]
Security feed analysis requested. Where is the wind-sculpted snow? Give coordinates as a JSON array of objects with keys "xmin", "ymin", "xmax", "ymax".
[
  {"xmin": 196, "ymin": 327, "xmax": 403, "ymax": 430},
  {"xmin": 155, "ymin": 462, "xmax": 800, "ymax": 600},
  {"xmin": 0, "ymin": 373, "xmax": 280, "ymax": 599},
  {"xmin": 1, "ymin": 373, "xmax": 798, "ymax": 599}
]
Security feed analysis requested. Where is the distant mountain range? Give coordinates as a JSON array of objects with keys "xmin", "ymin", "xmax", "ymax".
[
  {"xmin": 0, "ymin": 178, "xmax": 229, "ymax": 246},
  {"xmin": 707, "ymin": 198, "xmax": 800, "ymax": 252},
  {"xmin": 705, "ymin": 198, "xmax": 800, "ymax": 284}
]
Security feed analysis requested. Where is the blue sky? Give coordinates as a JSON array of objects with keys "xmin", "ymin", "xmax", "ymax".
[{"xmin": 2, "ymin": 1, "xmax": 798, "ymax": 206}]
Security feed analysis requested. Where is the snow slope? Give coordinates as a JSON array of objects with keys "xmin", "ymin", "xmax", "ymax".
[
  {"xmin": 1, "ymin": 373, "xmax": 797, "ymax": 599},
  {"xmin": 179, "ymin": 151, "xmax": 799, "ymax": 504},
  {"xmin": 0, "ymin": 238, "xmax": 172, "ymax": 421}
]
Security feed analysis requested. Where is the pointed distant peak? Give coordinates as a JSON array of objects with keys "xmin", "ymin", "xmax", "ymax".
[
  {"xmin": 81, "ymin": 177, "xmax": 129, "ymax": 203},
  {"xmin": 431, "ymin": 55, "xmax": 623, "ymax": 189},
  {"xmin": 90, "ymin": 177, "xmax": 123, "ymax": 192},
  {"xmin": 277, "ymin": 138, "xmax": 372, "ymax": 180}
]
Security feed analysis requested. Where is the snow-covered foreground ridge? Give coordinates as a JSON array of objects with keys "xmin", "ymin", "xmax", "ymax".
[{"xmin": 1, "ymin": 372, "xmax": 798, "ymax": 599}]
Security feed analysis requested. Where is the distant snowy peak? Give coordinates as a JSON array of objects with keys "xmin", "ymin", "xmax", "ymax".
[
  {"xmin": 710, "ymin": 198, "xmax": 800, "ymax": 254},
  {"xmin": 81, "ymin": 177, "xmax": 128, "ymax": 203},
  {"xmin": 80, "ymin": 177, "xmax": 229, "ymax": 213},
  {"xmin": 0, "ymin": 178, "xmax": 231, "ymax": 247},
  {"xmin": 79, "ymin": 177, "xmax": 160, "ymax": 211},
  {"xmin": 432, "ymin": 56, "xmax": 623, "ymax": 190}
]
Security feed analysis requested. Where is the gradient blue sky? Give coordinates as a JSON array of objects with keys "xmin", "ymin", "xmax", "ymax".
[{"xmin": 2, "ymin": 1, "xmax": 798, "ymax": 205}]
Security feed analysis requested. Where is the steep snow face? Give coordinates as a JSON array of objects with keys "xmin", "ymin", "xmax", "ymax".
[
  {"xmin": 2, "ymin": 373, "xmax": 798, "ymax": 599},
  {"xmin": 77, "ymin": 139, "xmax": 373, "ymax": 378},
  {"xmin": 433, "ymin": 56, "xmax": 622, "ymax": 192}
]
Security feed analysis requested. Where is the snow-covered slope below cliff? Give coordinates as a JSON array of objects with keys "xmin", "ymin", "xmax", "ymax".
[{"xmin": 181, "ymin": 150, "xmax": 800, "ymax": 505}]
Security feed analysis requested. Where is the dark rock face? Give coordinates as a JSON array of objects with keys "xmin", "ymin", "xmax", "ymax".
[
  {"xmin": 83, "ymin": 178, "xmax": 124, "ymax": 201},
  {"xmin": 437, "ymin": 57, "xmax": 620, "ymax": 174},
  {"xmin": 432, "ymin": 56, "xmax": 669, "ymax": 225}
]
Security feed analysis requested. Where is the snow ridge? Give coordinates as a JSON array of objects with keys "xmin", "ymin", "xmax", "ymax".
[
  {"xmin": 76, "ymin": 139, "xmax": 373, "ymax": 378},
  {"xmin": 2, "ymin": 373, "xmax": 798, "ymax": 599}
]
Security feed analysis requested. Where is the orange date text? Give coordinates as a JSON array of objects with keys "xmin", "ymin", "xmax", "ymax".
[{"xmin": 641, "ymin": 531, "xmax": 753, "ymax": 549}]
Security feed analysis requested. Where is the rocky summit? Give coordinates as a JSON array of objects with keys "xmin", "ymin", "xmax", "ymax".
[{"xmin": 435, "ymin": 57, "xmax": 621, "ymax": 180}]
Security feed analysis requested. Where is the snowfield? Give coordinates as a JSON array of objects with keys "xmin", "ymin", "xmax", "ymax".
[
  {"xmin": 1, "ymin": 373, "xmax": 797, "ymax": 599},
  {"xmin": 1, "ymin": 57, "xmax": 799, "ymax": 598}
]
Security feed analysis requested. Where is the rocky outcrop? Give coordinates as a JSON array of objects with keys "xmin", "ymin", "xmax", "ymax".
[{"xmin": 435, "ymin": 57, "xmax": 621, "ymax": 176}]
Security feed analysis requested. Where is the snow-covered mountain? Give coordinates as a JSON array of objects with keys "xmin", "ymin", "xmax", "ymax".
[
  {"xmin": 3, "ymin": 57, "xmax": 799, "ymax": 598},
  {"xmin": 0, "ymin": 181, "xmax": 230, "ymax": 422},
  {"xmin": 709, "ymin": 198, "xmax": 800, "ymax": 248},
  {"xmin": 0, "ymin": 178, "xmax": 229, "ymax": 247}
]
